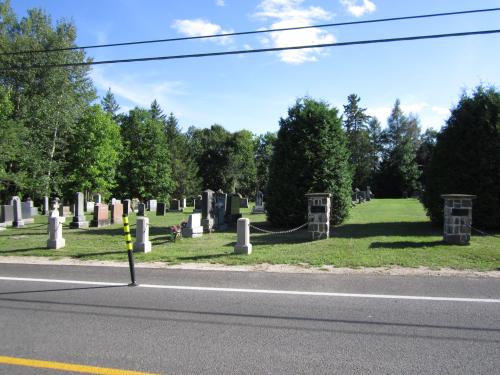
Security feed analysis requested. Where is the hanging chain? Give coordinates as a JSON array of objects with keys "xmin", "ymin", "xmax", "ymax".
[
  {"xmin": 468, "ymin": 225, "xmax": 500, "ymax": 239},
  {"xmin": 249, "ymin": 222, "xmax": 308, "ymax": 234}
]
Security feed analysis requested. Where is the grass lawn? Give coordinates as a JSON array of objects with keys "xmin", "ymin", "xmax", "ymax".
[{"xmin": 0, "ymin": 199, "xmax": 499, "ymax": 270}]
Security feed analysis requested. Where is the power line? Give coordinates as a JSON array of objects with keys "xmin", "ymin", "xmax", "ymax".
[
  {"xmin": 2, "ymin": 29, "xmax": 499, "ymax": 72},
  {"xmin": 0, "ymin": 7, "xmax": 499, "ymax": 56}
]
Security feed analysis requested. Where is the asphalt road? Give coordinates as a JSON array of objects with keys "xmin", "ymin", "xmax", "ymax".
[{"xmin": 0, "ymin": 263, "xmax": 499, "ymax": 374}]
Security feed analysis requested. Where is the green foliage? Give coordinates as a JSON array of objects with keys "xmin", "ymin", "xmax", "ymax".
[
  {"xmin": 101, "ymin": 88, "xmax": 120, "ymax": 119},
  {"xmin": 0, "ymin": 1, "xmax": 95, "ymax": 199},
  {"xmin": 163, "ymin": 112, "xmax": 201, "ymax": 198},
  {"xmin": 423, "ymin": 86, "xmax": 500, "ymax": 229},
  {"xmin": 376, "ymin": 100, "xmax": 421, "ymax": 197},
  {"xmin": 65, "ymin": 105, "xmax": 122, "ymax": 200},
  {"xmin": 118, "ymin": 108, "xmax": 173, "ymax": 201},
  {"xmin": 266, "ymin": 97, "xmax": 352, "ymax": 227},
  {"xmin": 188, "ymin": 125, "xmax": 257, "ymax": 195},
  {"xmin": 254, "ymin": 132, "xmax": 277, "ymax": 195}
]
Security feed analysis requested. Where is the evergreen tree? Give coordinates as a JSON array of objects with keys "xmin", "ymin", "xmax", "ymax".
[
  {"xmin": 376, "ymin": 100, "xmax": 421, "ymax": 197},
  {"xmin": 367, "ymin": 117, "xmax": 383, "ymax": 180},
  {"xmin": 423, "ymin": 86, "xmax": 500, "ymax": 229},
  {"xmin": 254, "ymin": 132, "xmax": 277, "ymax": 195},
  {"xmin": 150, "ymin": 99, "xmax": 166, "ymax": 122},
  {"xmin": 227, "ymin": 130, "xmax": 257, "ymax": 195},
  {"xmin": 267, "ymin": 97, "xmax": 351, "ymax": 227},
  {"xmin": 117, "ymin": 108, "xmax": 172, "ymax": 201},
  {"xmin": 343, "ymin": 94, "xmax": 372, "ymax": 189},
  {"xmin": 101, "ymin": 88, "xmax": 120, "ymax": 119}
]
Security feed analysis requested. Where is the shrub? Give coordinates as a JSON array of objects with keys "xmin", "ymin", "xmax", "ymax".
[{"xmin": 266, "ymin": 97, "xmax": 352, "ymax": 227}]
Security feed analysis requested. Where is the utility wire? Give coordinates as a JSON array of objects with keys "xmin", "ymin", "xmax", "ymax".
[
  {"xmin": 0, "ymin": 7, "xmax": 499, "ymax": 56},
  {"xmin": 2, "ymin": 29, "xmax": 499, "ymax": 72}
]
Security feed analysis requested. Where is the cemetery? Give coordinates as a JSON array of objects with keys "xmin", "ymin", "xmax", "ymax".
[{"xmin": 0, "ymin": 193, "xmax": 498, "ymax": 270}]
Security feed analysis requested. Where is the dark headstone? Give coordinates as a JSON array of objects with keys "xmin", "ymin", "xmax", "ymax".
[
  {"xmin": 240, "ymin": 198, "xmax": 249, "ymax": 208},
  {"xmin": 214, "ymin": 192, "xmax": 227, "ymax": 230},
  {"xmin": 156, "ymin": 202, "xmax": 166, "ymax": 216},
  {"xmin": 169, "ymin": 199, "xmax": 180, "ymax": 211},
  {"xmin": 123, "ymin": 199, "xmax": 132, "ymax": 215},
  {"xmin": 90, "ymin": 204, "xmax": 110, "ymax": 227},
  {"xmin": 137, "ymin": 203, "xmax": 145, "ymax": 216}
]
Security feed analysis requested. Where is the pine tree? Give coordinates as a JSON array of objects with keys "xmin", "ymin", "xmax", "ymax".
[
  {"xmin": 150, "ymin": 99, "xmax": 166, "ymax": 122},
  {"xmin": 101, "ymin": 88, "xmax": 120, "ymax": 119}
]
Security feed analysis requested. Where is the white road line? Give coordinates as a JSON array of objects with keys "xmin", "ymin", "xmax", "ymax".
[{"xmin": 1, "ymin": 276, "xmax": 499, "ymax": 303}]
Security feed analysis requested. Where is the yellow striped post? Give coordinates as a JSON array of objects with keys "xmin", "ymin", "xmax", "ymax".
[{"xmin": 122, "ymin": 214, "xmax": 137, "ymax": 286}]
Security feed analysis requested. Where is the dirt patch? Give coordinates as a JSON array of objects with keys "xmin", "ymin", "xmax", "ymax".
[{"xmin": 0, "ymin": 256, "xmax": 499, "ymax": 278}]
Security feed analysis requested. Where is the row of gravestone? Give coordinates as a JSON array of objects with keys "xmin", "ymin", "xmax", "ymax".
[
  {"xmin": 0, "ymin": 196, "xmax": 39, "ymax": 229},
  {"xmin": 352, "ymin": 187, "xmax": 374, "ymax": 205}
]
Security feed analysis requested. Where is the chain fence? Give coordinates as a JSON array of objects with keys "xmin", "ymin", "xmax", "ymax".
[
  {"xmin": 249, "ymin": 222, "xmax": 308, "ymax": 235},
  {"xmin": 469, "ymin": 225, "xmax": 500, "ymax": 239}
]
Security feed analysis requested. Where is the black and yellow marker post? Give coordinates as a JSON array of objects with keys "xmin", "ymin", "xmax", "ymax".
[{"xmin": 122, "ymin": 214, "xmax": 137, "ymax": 286}]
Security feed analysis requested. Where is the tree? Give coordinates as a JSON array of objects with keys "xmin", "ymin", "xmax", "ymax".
[
  {"xmin": 101, "ymin": 88, "xmax": 120, "ymax": 119},
  {"xmin": 163, "ymin": 113, "xmax": 201, "ymax": 199},
  {"xmin": 150, "ymin": 99, "xmax": 166, "ymax": 122},
  {"xmin": 254, "ymin": 132, "xmax": 277, "ymax": 195},
  {"xmin": 416, "ymin": 128, "xmax": 438, "ymax": 187},
  {"xmin": 343, "ymin": 94, "xmax": 372, "ymax": 189},
  {"xmin": 266, "ymin": 97, "xmax": 351, "ymax": 227},
  {"xmin": 65, "ymin": 105, "xmax": 122, "ymax": 200},
  {"xmin": 226, "ymin": 130, "xmax": 257, "ymax": 195},
  {"xmin": 0, "ymin": 1, "xmax": 95, "ymax": 200},
  {"xmin": 423, "ymin": 86, "xmax": 500, "ymax": 229},
  {"xmin": 375, "ymin": 100, "xmax": 421, "ymax": 197},
  {"xmin": 367, "ymin": 117, "xmax": 383, "ymax": 180},
  {"xmin": 117, "ymin": 108, "xmax": 173, "ymax": 201}
]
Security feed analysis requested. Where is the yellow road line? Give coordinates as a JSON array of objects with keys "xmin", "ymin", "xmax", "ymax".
[{"xmin": 0, "ymin": 355, "xmax": 162, "ymax": 375}]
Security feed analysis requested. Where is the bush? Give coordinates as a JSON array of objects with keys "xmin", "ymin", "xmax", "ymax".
[
  {"xmin": 423, "ymin": 86, "xmax": 500, "ymax": 229},
  {"xmin": 266, "ymin": 97, "xmax": 352, "ymax": 227}
]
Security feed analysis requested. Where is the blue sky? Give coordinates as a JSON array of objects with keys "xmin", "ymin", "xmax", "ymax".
[{"xmin": 11, "ymin": 0, "xmax": 500, "ymax": 134}]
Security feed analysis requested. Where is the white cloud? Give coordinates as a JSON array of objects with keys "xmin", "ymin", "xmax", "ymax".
[
  {"xmin": 215, "ymin": 0, "xmax": 225, "ymax": 6},
  {"xmin": 366, "ymin": 106, "xmax": 391, "ymax": 122},
  {"xmin": 431, "ymin": 106, "xmax": 450, "ymax": 117},
  {"xmin": 340, "ymin": 0, "xmax": 376, "ymax": 17},
  {"xmin": 254, "ymin": 0, "xmax": 335, "ymax": 64},
  {"xmin": 91, "ymin": 68, "xmax": 186, "ymax": 114},
  {"xmin": 401, "ymin": 102, "xmax": 429, "ymax": 115},
  {"xmin": 171, "ymin": 19, "xmax": 233, "ymax": 45}
]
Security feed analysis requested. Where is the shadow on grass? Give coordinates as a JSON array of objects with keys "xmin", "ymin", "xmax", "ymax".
[
  {"xmin": 332, "ymin": 221, "xmax": 440, "ymax": 239},
  {"xmin": 177, "ymin": 252, "xmax": 235, "ymax": 261},
  {"xmin": 369, "ymin": 240, "xmax": 445, "ymax": 250},
  {"xmin": 72, "ymin": 251, "xmax": 124, "ymax": 259},
  {"xmin": 0, "ymin": 247, "xmax": 47, "ymax": 253}
]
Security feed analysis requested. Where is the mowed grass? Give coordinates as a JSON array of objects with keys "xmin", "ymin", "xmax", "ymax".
[{"xmin": 0, "ymin": 199, "xmax": 499, "ymax": 270}]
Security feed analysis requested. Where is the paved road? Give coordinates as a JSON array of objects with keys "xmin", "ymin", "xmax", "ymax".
[{"xmin": 0, "ymin": 263, "xmax": 499, "ymax": 374}]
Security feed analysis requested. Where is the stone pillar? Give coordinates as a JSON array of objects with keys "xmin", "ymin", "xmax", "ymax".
[
  {"xmin": 134, "ymin": 217, "xmax": 151, "ymax": 253},
  {"xmin": 47, "ymin": 216, "xmax": 65, "ymax": 249},
  {"xmin": 306, "ymin": 193, "xmax": 331, "ymax": 241},
  {"xmin": 201, "ymin": 189, "xmax": 215, "ymax": 232},
  {"xmin": 181, "ymin": 213, "xmax": 204, "ymax": 238},
  {"xmin": 137, "ymin": 203, "xmax": 145, "ymax": 216},
  {"xmin": 70, "ymin": 192, "xmax": 89, "ymax": 228},
  {"xmin": 43, "ymin": 196, "xmax": 49, "ymax": 215},
  {"xmin": 11, "ymin": 196, "xmax": 24, "ymax": 228},
  {"xmin": 234, "ymin": 218, "xmax": 252, "ymax": 254},
  {"xmin": 441, "ymin": 194, "xmax": 476, "ymax": 245}
]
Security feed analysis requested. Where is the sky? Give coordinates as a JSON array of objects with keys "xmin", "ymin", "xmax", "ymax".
[{"xmin": 11, "ymin": 0, "xmax": 500, "ymax": 134}]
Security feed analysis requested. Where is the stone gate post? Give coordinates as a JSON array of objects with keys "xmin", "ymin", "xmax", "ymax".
[{"xmin": 305, "ymin": 193, "xmax": 331, "ymax": 240}]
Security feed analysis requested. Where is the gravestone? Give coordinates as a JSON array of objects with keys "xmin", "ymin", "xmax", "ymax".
[
  {"xmin": 134, "ymin": 217, "xmax": 151, "ymax": 253},
  {"xmin": 90, "ymin": 204, "xmax": 110, "ymax": 227},
  {"xmin": 441, "ymin": 194, "xmax": 476, "ymax": 245},
  {"xmin": 169, "ymin": 199, "xmax": 181, "ymax": 212},
  {"xmin": 194, "ymin": 195, "xmax": 202, "ymax": 213},
  {"xmin": 181, "ymin": 213, "xmax": 204, "ymax": 238},
  {"xmin": 47, "ymin": 216, "xmax": 65, "ymax": 249},
  {"xmin": 94, "ymin": 194, "xmax": 102, "ymax": 204},
  {"xmin": 240, "ymin": 197, "xmax": 249, "ymax": 208},
  {"xmin": 234, "ymin": 218, "xmax": 252, "ymax": 255},
  {"xmin": 366, "ymin": 186, "xmax": 372, "ymax": 201},
  {"xmin": 306, "ymin": 193, "xmax": 331, "ymax": 240},
  {"xmin": 252, "ymin": 190, "xmax": 265, "ymax": 213},
  {"xmin": 86, "ymin": 201, "xmax": 95, "ymax": 213},
  {"xmin": 226, "ymin": 193, "xmax": 242, "ymax": 225},
  {"xmin": 21, "ymin": 199, "xmax": 36, "ymax": 224},
  {"xmin": 148, "ymin": 199, "xmax": 157, "ymax": 212},
  {"xmin": 137, "ymin": 203, "xmax": 146, "ymax": 216},
  {"xmin": 70, "ymin": 192, "xmax": 89, "ymax": 229},
  {"xmin": 214, "ymin": 191, "xmax": 227, "ymax": 230},
  {"xmin": 43, "ymin": 196, "xmax": 49, "ymax": 215},
  {"xmin": 180, "ymin": 198, "xmax": 187, "ymax": 210},
  {"xmin": 111, "ymin": 198, "xmax": 117, "ymax": 205},
  {"xmin": 11, "ymin": 196, "xmax": 25, "ymax": 228},
  {"xmin": 131, "ymin": 198, "xmax": 140, "ymax": 212},
  {"xmin": 201, "ymin": 189, "xmax": 215, "ymax": 232},
  {"xmin": 111, "ymin": 203, "xmax": 123, "ymax": 224},
  {"xmin": 0, "ymin": 204, "xmax": 14, "ymax": 226},
  {"xmin": 123, "ymin": 199, "xmax": 132, "ymax": 215},
  {"xmin": 156, "ymin": 202, "xmax": 166, "ymax": 216}
]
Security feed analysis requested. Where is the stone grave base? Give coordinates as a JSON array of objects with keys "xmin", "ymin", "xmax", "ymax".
[
  {"xmin": 133, "ymin": 241, "xmax": 151, "ymax": 253},
  {"xmin": 47, "ymin": 238, "xmax": 65, "ymax": 249},
  {"xmin": 90, "ymin": 219, "xmax": 111, "ymax": 228},
  {"xmin": 70, "ymin": 220, "xmax": 89, "ymax": 229},
  {"xmin": 251, "ymin": 206, "xmax": 265, "ymax": 214},
  {"xmin": 181, "ymin": 227, "xmax": 203, "ymax": 238}
]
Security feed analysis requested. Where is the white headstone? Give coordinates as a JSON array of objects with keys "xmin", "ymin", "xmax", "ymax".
[
  {"xmin": 11, "ymin": 196, "xmax": 25, "ymax": 228},
  {"xmin": 47, "ymin": 216, "xmax": 65, "ymax": 249},
  {"xmin": 234, "ymin": 218, "xmax": 252, "ymax": 254},
  {"xmin": 134, "ymin": 217, "xmax": 151, "ymax": 253},
  {"xmin": 181, "ymin": 213, "xmax": 203, "ymax": 238}
]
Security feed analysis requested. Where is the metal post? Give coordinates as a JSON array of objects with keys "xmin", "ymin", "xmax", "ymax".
[{"xmin": 122, "ymin": 214, "xmax": 137, "ymax": 286}]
